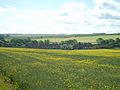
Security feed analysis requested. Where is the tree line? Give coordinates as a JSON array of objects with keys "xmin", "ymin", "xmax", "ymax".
[{"xmin": 0, "ymin": 35, "xmax": 120, "ymax": 50}]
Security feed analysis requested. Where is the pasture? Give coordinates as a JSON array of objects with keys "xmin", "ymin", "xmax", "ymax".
[{"xmin": 0, "ymin": 47, "xmax": 120, "ymax": 90}]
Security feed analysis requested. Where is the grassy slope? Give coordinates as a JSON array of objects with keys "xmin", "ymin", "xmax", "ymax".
[
  {"xmin": 0, "ymin": 47, "xmax": 120, "ymax": 90},
  {"xmin": 33, "ymin": 35, "xmax": 120, "ymax": 43}
]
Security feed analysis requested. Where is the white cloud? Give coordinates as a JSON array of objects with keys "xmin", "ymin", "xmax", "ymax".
[
  {"xmin": 0, "ymin": 0, "xmax": 120, "ymax": 34},
  {"xmin": 61, "ymin": 2, "xmax": 87, "ymax": 13},
  {"xmin": 0, "ymin": 6, "xmax": 16, "ymax": 15},
  {"xmin": 92, "ymin": 0, "xmax": 120, "ymax": 27}
]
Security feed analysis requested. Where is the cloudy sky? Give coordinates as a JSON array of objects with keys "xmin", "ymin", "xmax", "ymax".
[{"xmin": 0, "ymin": 0, "xmax": 120, "ymax": 34}]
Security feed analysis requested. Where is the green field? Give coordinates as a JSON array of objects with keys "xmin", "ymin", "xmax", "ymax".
[
  {"xmin": 0, "ymin": 75, "xmax": 14, "ymax": 90},
  {"xmin": 34, "ymin": 35, "xmax": 120, "ymax": 43},
  {"xmin": 0, "ymin": 47, "xmax": 120, "ymax": 90},
  {"xmin": 5, "ymin": 34, "xmax": 120, "ymax": 43}
]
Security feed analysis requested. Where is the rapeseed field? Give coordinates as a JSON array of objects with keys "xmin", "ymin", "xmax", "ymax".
[{"xmin": 0, "ymin": 48, "xmax": 120, "ymax": 90}]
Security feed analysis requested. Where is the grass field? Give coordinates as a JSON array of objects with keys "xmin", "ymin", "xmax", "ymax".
[
  {"xmin": 33, "ymin": 35, "xmax": 120, "ymax": 43},
  {"xmin": 0, "ymin": 47, "xmax": 120, "ymax": 90}
]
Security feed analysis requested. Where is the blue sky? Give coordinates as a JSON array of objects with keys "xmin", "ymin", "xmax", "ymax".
[
  {"xmin": 0, "ymin": 0, "xmax": 94, "ymax": 10},
  {"xmin": 0, "ymin": 0, "xmax": 120, "ymax": 34},
  {"xmin": 0, "ymin": 0, "xmax": 63, "ymax": 9}
]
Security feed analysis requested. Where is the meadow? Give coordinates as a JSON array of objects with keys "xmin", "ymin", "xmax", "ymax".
[{"xmin": 0, "ymin": 47, "xmax": 120, "ymax": 90}]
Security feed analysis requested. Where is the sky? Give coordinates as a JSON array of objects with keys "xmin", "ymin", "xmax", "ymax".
[{"xmin": 0, "ymin": 0, "xmax": 120, "ymax": 34}]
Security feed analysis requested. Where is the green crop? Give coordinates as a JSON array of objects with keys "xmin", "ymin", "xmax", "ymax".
[{"xmin": 0, "ymin": 47, "xmax": 120, "ymax": 90}]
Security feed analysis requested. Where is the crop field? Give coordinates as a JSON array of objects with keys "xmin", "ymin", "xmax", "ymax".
[
  {"xmin": 5, "ymin": 34, "xmax": 120, "ymax": 43},
  {"xmin": 0, "ymin": 75, "xmax": 13, "ymax": 90},
  {"xmin": 33, "ymin": 34, "xmax": 120, "ymax": 43},
  {"xmin": 0, "ymin": 47, "xmax": 120, "ymax": 90}
]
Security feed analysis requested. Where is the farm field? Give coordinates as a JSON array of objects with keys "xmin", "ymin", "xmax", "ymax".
[
  {"xmin": 0, "ymin": 47, "xmax": 120, "ymax": 90},
  {"xmin": 0, "ymin": 75, "xmax": 14, "ymax": 90},
  {"xmin": 5, "ymin": 34, "xmax": 120, "ymax": 43},
  {"xmin": 33, "ymin": 34, "xmax": 120, "ymax": 43}
]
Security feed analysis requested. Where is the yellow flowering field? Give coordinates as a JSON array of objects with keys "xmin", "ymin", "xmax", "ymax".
[{"xmin": 0, "ymin": 47, "xmax": 120, "ymax": 90}]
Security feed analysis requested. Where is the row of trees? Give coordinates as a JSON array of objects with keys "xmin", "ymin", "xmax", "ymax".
[
  {"xmin": 96, "ymin": 38, "xmax": 120, "ymax": 48},
  {"xmin": 0, "ymin": 35, "xmax": 120, "ymax": 50}
]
